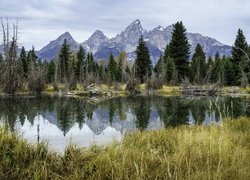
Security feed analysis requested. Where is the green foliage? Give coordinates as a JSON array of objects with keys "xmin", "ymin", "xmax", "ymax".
[
  {"xmin": 58, "ymin": 39, "xmax": 72, "ymax": 83},
  {"xmin": 0, "ymin": 53, "xmax": 3, "ymax": 63},
  {"xmin": 27, "ymin": 46, "xmax": 38, "ymax": 67},
  {"xmin": 135, "ymin": 35, "xmax": 152, "ymax": 83},
  {"xmin": 108, "ymin": 53, "xmax": 117, "ymax": 81},
  {"xmin": 165, "ymin": 56, "xmax": 175, "ymax": 84},
  {"xmin": 116, "ymin": 51, "xmax": 126, "ymax": 82},
  {"xmin": 169, "ymin": 21, "xmax": 190, "ymax": 80},
  {"xmin": 232, "ymin": 29, "xmax": 248, "ymax": 84},
  {"xmin": 47, "ymin": 60, "xmax": 55, "ymax": 83},
  {"xmin": 191, "ymin": 43, "xmax": 206, "ymax": 84},
  {"xmin": 75, "ymin": 45, "xmax": 86, "ymax": 82},
  {"xmin": 19, "ymin": 46, "xmax": 28, "ymax": 79},
  {"xmin": 154, "ymin": 54, "xmax": 164, "ymax": 74},
  {"xmin": 224, "ymin": 57, "xmax": 236, "ymax": 86}
]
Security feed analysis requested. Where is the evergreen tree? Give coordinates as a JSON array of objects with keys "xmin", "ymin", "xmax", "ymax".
[
  {"xmin": 154, "ymin": 54, "xmax": 164, "ymax": 75},
  {"xmin": 165, "ymin": 57, "xmax": 175, "ymax": 84},
  {"xmin": 135, "ymin": 35, "xmax": 152, "ymax": 83},
  {"xmin": 163, "ymin": 44, "xmax": 171, "ymax": 63},
  {"xmin": 0, "ymin": 53, "xmax": 3, "ymax": 63},
  {"xmin": 205, "ymin": 56, "xmax": 214, "ymax": 83},
  {"xmin": 116, "ymin": 51, "xmax": 126, "ymax": 82},
  {"xmin": 58, "ymin": 39, "xmax": 72, "ymax": 82},
  {"xmin": 224, "ymin": 57, "xmax": 236, "ymax": 86},
  {"xmin": 171, "ymin": 63, "xmax": 178, "ymax": 85},
  {"xmin": 85, "ymin": 52, "xmax": 96, "ymax": 75},
  {"xmin": 169, "ymin": 21, "xmax": 190, "ymax": 80},
  {"xmin": 108, "ymin": 53, "xmax": 117, "ymax": 81},
  {"xmin": 211, "ymin": 52, "xmax": 221, "ymax": 83},
  {"xmin": 19, "ymin": 46, "xmax": 28, "ymax": 78},
  {"xmin": 47, "ymin": 60, "xmax": 55, "ymax": 83},
  {"xmin": 191, "ymin": 44, "xmax": 206, "ymax": 84},
  {"xmin": 232, "ymin": 29, "xmax": 248, "ymax": 84},
  {"xmin": 217, "ymin": 56, "xmax": 226, "ymax": 86},
  {"xmin": 76, "ymin": 45, "xmax": 86, "ymax": 82},
  {"xmin": 27, "ymin": 46, "xmax": 38, "ymax": 67}
]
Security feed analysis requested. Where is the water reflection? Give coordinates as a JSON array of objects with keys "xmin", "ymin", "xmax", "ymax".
[{"xmin": 0, "ymin": 96, "xmax": 249, "ymax": 151}]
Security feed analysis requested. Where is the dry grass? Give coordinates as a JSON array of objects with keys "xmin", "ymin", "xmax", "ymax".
[
  {"xmin": 155, "ymin": 85, "xmax": 181, "ymax": 96},
  {"xmin": 0, "ymin": 118, "xmax": 249, "ymax": 179}
]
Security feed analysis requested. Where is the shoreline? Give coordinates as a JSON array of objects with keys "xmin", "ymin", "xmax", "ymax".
[
  {"xmin": 0, "ymin": 117, "xmax": 249, "ymax": 179},
  {"xmin": 0, "ymin": 85, "xmax": 250, "ymax": 100}
]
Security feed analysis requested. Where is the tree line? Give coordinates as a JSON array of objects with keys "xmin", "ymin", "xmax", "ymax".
[{"xmin": 0, "ymin": 20, "xmax": 250, "ymax": 94}]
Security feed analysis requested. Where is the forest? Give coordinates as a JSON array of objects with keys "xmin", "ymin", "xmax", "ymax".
[{"xmin": 0, "ymin": 21, "xmax": 250, "ymax": 95}]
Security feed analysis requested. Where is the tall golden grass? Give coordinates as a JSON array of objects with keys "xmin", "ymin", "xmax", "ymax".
[{"xmin": 0, "ymin": 117, "xmax": 249, "ymax": 179}]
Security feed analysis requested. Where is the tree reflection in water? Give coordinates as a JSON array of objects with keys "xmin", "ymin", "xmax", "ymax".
[{"xmin": 0, "ymin": 96, "xmax": 249, "ymax": 136}]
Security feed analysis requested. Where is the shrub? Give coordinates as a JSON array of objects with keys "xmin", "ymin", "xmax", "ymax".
[{"xmin": 126, "ymin": 78, "xmax": 140, "ymax": 95}]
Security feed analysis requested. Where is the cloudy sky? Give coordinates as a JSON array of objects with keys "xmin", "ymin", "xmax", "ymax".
[{"xmin": 0, "ymin": 0, "xmax": 249, "ymax": 50}]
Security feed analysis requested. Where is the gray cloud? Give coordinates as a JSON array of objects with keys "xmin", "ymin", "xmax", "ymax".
[{"xmin": 0, "ymin": 0, "xmax": 249, "ymax": 50}]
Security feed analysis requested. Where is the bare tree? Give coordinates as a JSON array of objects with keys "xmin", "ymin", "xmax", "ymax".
[{"xmin": 0, "ymin": 19, "xmax": 22, "ymax": 94}]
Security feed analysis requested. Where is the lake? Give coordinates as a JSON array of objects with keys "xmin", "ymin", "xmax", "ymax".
[{"xmin": 0, "ymin": 95, "xmax": 249, "ymax": 152}]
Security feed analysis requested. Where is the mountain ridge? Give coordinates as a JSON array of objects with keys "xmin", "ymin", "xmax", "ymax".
[{"xmin": 34, "ymin": 20, "xmax": 232, "ymax": 63}]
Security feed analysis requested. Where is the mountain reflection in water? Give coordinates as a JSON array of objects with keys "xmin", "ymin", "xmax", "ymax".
[{"xmin": 0, "ymin": 96, "xmax": 249, "ymax": 152}]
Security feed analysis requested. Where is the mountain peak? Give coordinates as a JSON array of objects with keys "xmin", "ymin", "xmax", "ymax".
[
  {"xmin": 58, "ymin": 31, "xmax": 73, "ymax": 40},
  {"xmin": 131, "ymin": 19, "xmax": 141, "ymax": 25},
  {"xmin": 82, "ymin": 30, "xmax": 108, "ymax": 53},
  {"xmin": 90, "ymin": 30, "xmax": 107, "ymax": 39},
  {"xmin": 127, "ymin": 19, "xmax": 142, "ymax": 29},
  {"xmin": 88, "ymin": 30, "xmax": 108, "ymax": 42},
  {"xmin": 124, "ymin": 19, "xmax": 144, "ymax": 36},
  {"xmin": 152, "ymin": 25, "xmax": 164, "ymax": 32},
  {"xmin": 37, "ymin": 20, "xmax": 232, "ymax": 63}
]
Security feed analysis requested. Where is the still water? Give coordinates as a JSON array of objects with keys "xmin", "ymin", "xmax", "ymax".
[{"xmin": 0, "ymin": 96, "xmax": 249, "ymax": 152}]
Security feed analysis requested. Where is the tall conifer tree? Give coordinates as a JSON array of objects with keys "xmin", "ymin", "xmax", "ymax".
[
  {"xmin": 232, "ymin": 29, "xmax": 248, "ymax": 84},
  {"xmin": 58, "ymin": 39, "xmax": 72, "ymax": 82},
  {"xmin": 191, "ymin": 44, "xmax": 206, "ymax": 84},
  {"xmin": 135, "ymin": 35, "xmax": 152, "ymax": 83},
  {"xmin": 19, "ymin": 46, "xmax": 28, "ymax": 78},
  {"xmin": 169, "ymin": 21, "xmax": 190, "ymax": 80}
]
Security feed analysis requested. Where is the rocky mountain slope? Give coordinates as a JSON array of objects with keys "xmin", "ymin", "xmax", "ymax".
[{"xmin": 36, "ymin": 19, "xmax": 232, "ymax": 64}]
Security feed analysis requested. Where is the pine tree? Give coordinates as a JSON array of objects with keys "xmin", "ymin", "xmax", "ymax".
[
  {"xmin": 224, "ymin": 57, "xmax": 236, "ymax": 86},
  {"xmin": 58, "ymin": 39, "xmax": 72, "ymax": 82},
  {"xmin": 169, "ymin": 21, "xmax": 190, "ymax": 80},
  {"xmin": 0, "ymin": 53, "xmax": 3, "ymax": 63},
  {"xmin": 211, "ymin": 52, "xmax": 221, "ymax": 83},
  {"xmin": 204, "ymin": 56, "xmax": 214, "ymax": 83},
  {"xmin": 76, "ymin": 45, "xmax": 86, "ymax": 82},
  {"xmin": 27, "ymin": 46, "xmax": 38, "ymax": 67},
  {"xmin": 135, "ymin": 35, "xmax": 152, "ymax": 83},
  {"xmin": 108, "ymin": 53, "xmax": 117, "ymax": 81},
  {"xmin": 19, "ymin": 46, "xmax": 28, "ymax": 79},
  {"xmin": 116, "ymin": 51, "xmax": 126, "ymax": 82},
  {"xmin": 165, "ymin": 57, "xmax": 175, "ymax": 84},
  {"xmin": 217, "ymin": 56, "xmax": 226, "ymax": 86},
  {"xmin": 47, "ymin": 60, "xmax": 55, "ymax": 83},
  {"xmin": 163, "ymin": 44, "xmax": 171, "ymax": 63},
  {"xmin": 154, "ymin": 54, "xmax": 164, "ymax": 74},
  {"xmin": 232, "ymin": 29, "xmax": 248, "ymax": 84},
  {"xmin": 191, "ymin": 44, "xmax": 206, "ymax": 84},
  {"xmin": 85, "ymin": 52, "xmax": 96, "ymax": 75}
]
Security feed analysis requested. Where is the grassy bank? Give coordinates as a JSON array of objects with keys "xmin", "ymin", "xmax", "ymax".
[
  {"xmin": 0, "ymin": 118, "xmax": 250, "ymax": 179},
  {"xmin": 5, "ymin": 83, "xmax": 250, "ymax": 98}
]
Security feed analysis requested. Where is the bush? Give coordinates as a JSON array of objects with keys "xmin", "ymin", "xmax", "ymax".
[
  {"xmin": 146, "ymin": 76, "xmax": 163, "ymax": 90},
  {"xmin": 126, "ymin": 78, "xmax": 140, "ymax": 95},
  {"xmin": 27, "ymin": 69, "xmax": 45, "ymax": 94}
]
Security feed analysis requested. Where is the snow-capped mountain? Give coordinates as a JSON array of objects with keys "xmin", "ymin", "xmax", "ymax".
[
  {"xmin": 36, "ymin": 19, "xmax": 232, "ymax": 64},
  {"xmin": 82, "ymin": 30, "xmax": 109, "ymax": 54}
]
